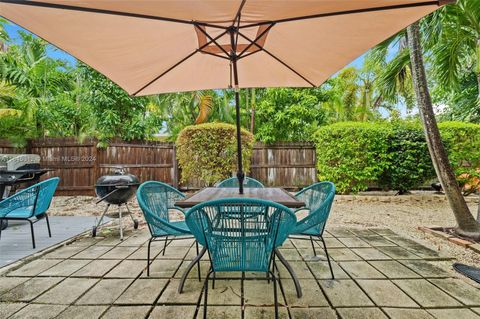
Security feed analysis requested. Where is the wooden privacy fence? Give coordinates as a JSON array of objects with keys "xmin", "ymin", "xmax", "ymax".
[{"xmin": 0, "ymin": 138, "xmax": 316, "ymax": 195}]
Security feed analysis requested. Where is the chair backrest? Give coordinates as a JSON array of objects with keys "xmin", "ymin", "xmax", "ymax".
[
  {"xmin": 294, "ymin": 182, "xmax": 335, "ymax": 236},
  {"xmin": 185, "ymin": 198, "xmax": 296, "ymax": 272},
  {"xmin": 33, "ymin": 177, "xmax": 60, "ymax": 216},
  {"xmin": 136, "ymin": 181, "xmax": 185, "ymax": 235},
  {"xmin": 216, "ymin": 177, "xmax": 264, "ymax": 188}
]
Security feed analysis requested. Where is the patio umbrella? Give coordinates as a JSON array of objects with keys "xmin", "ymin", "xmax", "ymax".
[{"xmin": 0, "ymin": 0, "xmax": 453, "ymax": 194}]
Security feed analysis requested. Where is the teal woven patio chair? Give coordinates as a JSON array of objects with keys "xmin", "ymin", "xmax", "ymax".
[
  {"xmin": 137, "ymin": 181, "xmax": 201, "ymax": 277},
  {"xmin": 216, "ymin": 176, "xmax": 264, "ymax": 188},
  {"xmin": 0, "ymin": 177, "xmax": 60, "ymax": 249},
  {"xmin": 186, "ymin": 198, "xmax": 296, "ymax": 319},
  {"xmin": 290, "ymin": 181, "xmax": 336, "ymax": 278}
]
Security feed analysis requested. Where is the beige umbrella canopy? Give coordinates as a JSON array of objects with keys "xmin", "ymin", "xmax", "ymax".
[{"xmin": 0, "ymin": 0, "xmax": 452, "ymax": 192}]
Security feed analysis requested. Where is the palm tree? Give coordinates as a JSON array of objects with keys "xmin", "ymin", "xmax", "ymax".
[
  {"xmin": 423, "ymin": 0, "xmax": 480, "ymax": 102},
  {"xmin": 408, "ymin": 21, "xmax": 480, "ymax": 239}
]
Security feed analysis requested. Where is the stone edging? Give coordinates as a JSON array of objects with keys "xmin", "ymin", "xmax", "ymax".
[
  {"xmin": 418, "ymin": 226, "xmax": 480, "ymax": 254},
  {"xmin": 335, "ymin": 194, "xmax": 479, "ymax": 204}
]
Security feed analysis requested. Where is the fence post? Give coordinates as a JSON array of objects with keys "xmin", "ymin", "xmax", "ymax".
[{"xmin": 172, "ymin": 144, "xmax": 179, "ymax": 188}]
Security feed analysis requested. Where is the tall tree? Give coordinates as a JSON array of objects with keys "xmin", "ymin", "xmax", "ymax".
[{"xmin": 408, "ymin": 21, "xmax": 480, "ymax": 239}]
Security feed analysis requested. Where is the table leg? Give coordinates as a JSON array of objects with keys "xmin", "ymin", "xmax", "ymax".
[
  {"xmin": 178, "ymin": 246, "xmax": 207, "ymax": 293},
  {"xmin": 274, "ymin": 248, "xmax": 302, "ymax": 298}
]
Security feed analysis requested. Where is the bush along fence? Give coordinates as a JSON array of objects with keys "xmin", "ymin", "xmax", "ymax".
[
  {"xmin": 0, "ymin": 137, "xmax": 317, "ymax": 195},
  {"xmin": 315, "ymin": 121, "xmax": 480, "ymax": 194}
]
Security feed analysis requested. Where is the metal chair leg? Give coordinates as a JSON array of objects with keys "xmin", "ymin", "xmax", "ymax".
[
  {"xmin": 178, "ymin": 247, "xmax": 207, "ymax": 293},
  {"xmin": 45, "ymin": 214, "xmax": 52, "ymax": 237},
  {"xmin": 195, "ymin": 241, "xmax": 201, "ymax": 281},
  {"xmin": 321, "ymin": 236, "xmax": 334, "ymax": 279},
  {"xmin": 29, "ymin": 220, "xmax": 36, "ymax": 249},
  {"xmin": 147, "ymin": 238, "xmax": 153, "ymax": 276},
  {"xmin": 310, "ymin": 236, "xmax": 317, "ymax": 256},
  {"xmin": 269, "ymin": 270, "xmax": 279, "ymax": 319},
  {"xmin": 162, "ymin": 236, "xmax": 168, "ymax": 256},
  {"xmin": 203, "ymin": 270, "xmax": 213, "ymax": 319}
]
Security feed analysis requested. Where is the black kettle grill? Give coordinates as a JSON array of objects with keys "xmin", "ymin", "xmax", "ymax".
[{"xmin": 93, "ymin": 168, "xmax": 140, "ymax": 240}]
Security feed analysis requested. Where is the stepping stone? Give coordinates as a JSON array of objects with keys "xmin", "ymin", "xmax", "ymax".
[
  {"xmin": 157, "ymin": 279, "xmax": 203, "ymax": 305},
  {"xmin": 43, "ymin": 245, "xmax": 87, "ymax": 259},
  {"xmin": 339, "ymin": 261, "xmax": 386, "ymax": 279},
  {"xmin": 7, "ymin": 259, "xmax": 62, "ymax": 277},
  {"xmin": 392, "ymin": 279, "xmax": 462, "ymax": 307},
  {"xmin": 277, "ymin": 261, "xmax": 315, "ymax": 279},
  {"xmin": 276, "ymin": 248, "xmax": 303, "ymax": 261},
  {"xmin": 318, "ymin": 279, "xmax": 374, "ymax": 307},
  {"xmin": 360, "ymin": 236, "xmax": 397, "ymax": 247},
  {"xmin": 383, "ymin": 308, "xmax": 435, "ymax": 319},
  {"xmin": 174, "ymin": 260, "xmax": 210, "ymax": 279},
  {"xmin": 127, "ymin": 244, "xmax": 164, "ymax": 260},
  {"xmin": 149, "ymin": 305, "xmax": 196, "ymax": 319},
  {"xmin": 338, "ymin": 237, "xmax": 371, "ymax": 248},
  {"xmin": 351, "ymin": 248, "xmax": 391, "ymax": 260},
  {"xmin": 336, "ymin": 307, "xmax": 388, "ymax": 319},
  {"xmin": 290, "ymin": 307, "xmax": 337, "ymax": 319},
  {"xmin": 356, "ymin": 280, "xmax": 418, "ymax": 307},
  {"xmin": 307, "ymin": 261, "xmax": 350, "ymax": 279},
  {"xmin": 141, "ymin": 259, "xmax": 182, "ymax": 278},
  {"xmin": 39, "ymin": 259, "xmax": 91, "ymax": 276},
  {"xmin": 371, "ymin": 229, "xmax": 397, "ymax": 236},
  {"xmin": 101, "ymin": 306, "xmax": 150, "ymax": 319},
  {"xmin": 472, "ymin": 308, "xmax": 480, "ymax": 315},
  {"xmin": 369, "ymin": 260, "xmax": 421, "ymax": 279},
  {"xmin": 72, "ymin": 245, "xmax": 113, "ymax": 259},
  {"xmin": 99, "ymin": 246, "xmax": 139, "ymax": 259},
  {"xmin": 282, "ymin": 279, "xmax": 329, "ymax": 307},
  {"xmin": 76, "ymin": 279, "xmax": 133, "ymax": 305},
  {"xmin": 400, "ymin": 260, "xmax": 451, "ymax": 278},
  {"xmin": 115, "ymin": 279, "xmax": 168, "ymax": 304},
  {"xmin": 0, "ymin": 302, "xmax": 27, "ymax": 319},
  {"xmin": 118, "ymin": 233, "xmax": 150, "ymax": 247},
  {"xmin": 323, "ymin": 237, "xmax": 346, "ymax": 248},
  {"xmin": 72, "ymin": 259, "xmax": 121, "ymax": 277},
  {"xmin": 0, "ymin": 277, "xmax": 63, "ymax": 302},
  {"xmin": 104, "ymin": 260, "xmax": 146, "ymax": 278},
  {"xmin": 327, "ymin": 228, "xmax": 354, "ymax": 237},
  {"xmin": 0, "ymin": 277, "xmax": 29, "ymax": 295},
  {"xmin": 427, "ymin": 308, "xmax": 480, "ymax": 319},
  {"xmin": 8, "ymin": 303, "xmax": 67, "ymax": 319},
  {"xmin": 199, "ymin": 280, "xmax": 241, "ymax": 306},
  {"xmin": 377, "ymin": 246, "xmax": 421, "ymax": 259},
  {"xmin": 328, "ymin": 248, "xmax": 362, "ymax": 261},
  {"xmin": 297, "ymin": 248, "xmax": 327, "ymax": 260},
  {"xmin": 56, "ymin": 305, "xmax": 108, "ymax": 319},
  {"xmin": 429, "ymin": 278, "xmax": 480, "ymax": 306},
  {"xmin": 35, "ymin": 278, "xmax": 98, "ymax": 304},
  {"xmin": 244, "ymin": 306, "xmax": 289, "ymax": 319},
  {"xmin": 197, "ymin": 305, "xmax": 242, "ymax": 319},
  {"xmin": 244, "ymin": 280, "xmax": 286, "ymax": 306}
]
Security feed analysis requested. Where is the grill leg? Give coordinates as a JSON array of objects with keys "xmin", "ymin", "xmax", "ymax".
[
  {"xmin": 96, "ymin": 204, "xmax": 110, "ymax": 228},
  {"xmin": 118, "ymin": 205, "xmax": 123, "ymax": 241}
]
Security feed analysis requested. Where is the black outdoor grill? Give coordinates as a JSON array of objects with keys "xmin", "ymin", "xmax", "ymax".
[
  {"xmin": 0, "ymin": 154, "xmax": 51, "ymax": 231},
  {"xmin": 93, "ymin": 168, "xmax": 140, "ymax": 240}
]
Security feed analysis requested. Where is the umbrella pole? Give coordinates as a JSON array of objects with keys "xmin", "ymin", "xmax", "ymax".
[{"xmin": 230, "ymin": 28, "xmax": 244, "ymax": 194}]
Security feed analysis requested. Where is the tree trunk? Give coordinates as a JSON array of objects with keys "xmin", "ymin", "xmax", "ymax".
[
  {"xmin": 407, "ymin": 22, "xmax": 480, "ymax": 239},
  {"xmin": 476, "ymin": 39, "xmax": 480, "ymax": 100},
  {"xmin": 250, "ymin": 88, "xmax": 256, "ymax": 133}
]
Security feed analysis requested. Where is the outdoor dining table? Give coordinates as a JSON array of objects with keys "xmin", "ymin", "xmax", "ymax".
[{"xmin": 175, "ymin": 187, "xmax": 304, "ymax": 297}]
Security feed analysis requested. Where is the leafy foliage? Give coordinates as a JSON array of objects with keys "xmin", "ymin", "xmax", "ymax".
[
  {"xmin": 176, "ymin": 123, "xmax": 254, "ymax": 186},
  {"xmin": 254, "ymin": 88, "xmax": 328, "ymax": 143},
  {"xmin": 315, "ymin": 122, "xmax": 391, "ymax": 193},
  {"xmin": 379, "ymin": 122, "xmax": 435, "ymax": 193}
]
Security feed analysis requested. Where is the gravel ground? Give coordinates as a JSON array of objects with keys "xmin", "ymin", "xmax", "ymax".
[{"xmin": 48, "ymin": 194, "xmax": 480, "ymax": 267}]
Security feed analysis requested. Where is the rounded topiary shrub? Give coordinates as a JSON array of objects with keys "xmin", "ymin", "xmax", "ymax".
[
  {"xmin": 315, "ymin": 122, "xmax": 391, "ymax": 194},
  {"xmin": 176, "ymin": 123, "xmax": 254, "ymax": 186}
]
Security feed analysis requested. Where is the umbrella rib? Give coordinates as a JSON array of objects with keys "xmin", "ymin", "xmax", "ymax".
[
  {"xmin": 2, "ymin": 0, "xmax": 227, "ymax": 29},
  {"xmin": 237, "ymin": 31, "xmax": 316, "ymax": 87},
  {"xmin": 237, "ymin": 23, "xmax": 275, "ymax": 59},
  {"xmin": 239, "ymin": 0, "xmax": 443, "ymax": 29},
  {"xmin": 132, "ymin": 29, "xmax": 229, "ymax": 96}
]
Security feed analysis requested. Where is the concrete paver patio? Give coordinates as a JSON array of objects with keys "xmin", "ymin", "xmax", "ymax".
[{"xmin": 0, "ymin": 227, "xmax": 479, "ymax": 319}]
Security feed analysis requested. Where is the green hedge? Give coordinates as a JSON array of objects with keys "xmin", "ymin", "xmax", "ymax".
[
  {"xmin": 315, "ymin": 121, "xmax": 480, "ymax": 194},
  {"xmin": 176, "ymin": 123, "xmax": 254, "ymax": 186}
]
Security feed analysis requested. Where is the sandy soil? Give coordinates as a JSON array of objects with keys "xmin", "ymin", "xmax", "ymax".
[{"xmin": 48, "ymin": 194, "xmax": 480, "ymax": 267}]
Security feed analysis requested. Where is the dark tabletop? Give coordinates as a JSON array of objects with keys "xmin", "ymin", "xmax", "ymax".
[{"xmin": 175, "ymin": 187, "xmax": 305, "ymax": 208}]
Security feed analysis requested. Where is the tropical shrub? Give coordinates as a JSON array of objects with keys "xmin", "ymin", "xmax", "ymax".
[
  {"xmin": 439, "ymin": 121, "xmax": 480, "ymax": 194},
  {"xmin": 176, "ymin": 123, "xmax": 254, "ymax": 186},
  {"xmin": 379, "ymin": 122, "xmax": 435, "ymax": 193},
  {"xmin": 315, "ymin": 122, "xmax": 391, "ymax": 193}
]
